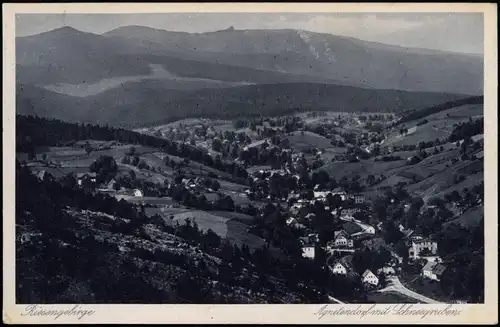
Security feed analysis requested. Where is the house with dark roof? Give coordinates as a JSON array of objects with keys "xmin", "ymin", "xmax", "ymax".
[
  {"xmin": 421, "ymin": 262, "xmax": 447, "ymax": 281},
  {"xmin": 333, "ymin": 230, "xmax": 354, "ymax": 248},
  {"xmin": 342, "ymin": 221, "xmax": 363, "ymax": 236},
  {"xmin": 36, "ymin": 170, "xmax": 53, "ymax": 182},
  {"xmin": 76, "ymin": 172, "xmax": 97, "ymax": 186}
]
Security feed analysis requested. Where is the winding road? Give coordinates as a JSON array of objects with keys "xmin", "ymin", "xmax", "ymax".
[{"xmin": 377, "ymin": 276, "xmax": 442, "ymax": 304}]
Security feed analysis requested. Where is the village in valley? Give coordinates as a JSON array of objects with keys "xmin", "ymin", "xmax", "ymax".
[
  {"xmin": 14, "ymin": 14, "xmax": 485, "ymax": 305},
  {"xmin": 17, "ymin": 101, "xmax": 484, "ymax": 304}
]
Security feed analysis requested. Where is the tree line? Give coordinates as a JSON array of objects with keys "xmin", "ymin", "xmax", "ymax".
[{"xmin": 16, "ymin": 114, "xmax": 249, "ymax": 180}]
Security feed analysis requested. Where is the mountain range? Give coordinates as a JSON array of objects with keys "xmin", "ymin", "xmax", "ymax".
[{"xmin": 16, "ymin": 25, "xmax": 484, "ymax": 127}]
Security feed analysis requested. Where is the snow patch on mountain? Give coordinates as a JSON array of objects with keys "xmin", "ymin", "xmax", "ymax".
[
  {"xmin": 297, "ymin": 30, "xmax": 320, "ymax": 60},
  {"xmin": 297, "ymin": 30, "xmax": 336, "ymax": 63}
]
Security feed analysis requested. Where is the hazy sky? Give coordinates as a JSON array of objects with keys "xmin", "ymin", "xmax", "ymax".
[{"xmin": 16, "ymin": 13, "xmax": 484, "ymax": 54}]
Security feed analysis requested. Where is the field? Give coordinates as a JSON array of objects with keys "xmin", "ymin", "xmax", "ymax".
[
  {"xmin": 42, "ymin": 143, "xmax": 157, "ymax": 167},
  {"xmin": 443, "ymin": 206, "xmax": 484, "ymax": 229},
  {"xmin": 160, "ymin": 210, "xmax": 266, "ymax": 250},
  {"xmin": 375, "ymin": 174, "xmax": 413, "ymax": 189},
  {"xmin": 413, "ymin": 103, "xmax": 483, "ymax": 122},
  {"xmin": 321, "ymin": 159, "xmax": 408, "ymax": 180},
  {"xmin": 405, "ymin": 158, "xmax": 483, "ymax": 200},
  {"xmin": 434, "ymin": 172, "xmax": 483, "ymax": 197},
  {"xmin": 400, "ymin": 275, "xmax": 454, "ymax": 303},
  {"xmin": 383, "ymin": 125, "xmax": 450, "ymax": 147},
  {"xmin": 285, "ymin": 131, "xmax": 332, "ymax": 150},
  {"xmin": 384, "ymin": 103, "xmax": 484, "ymax": 148},
  {"xmin": 117, "ymin": 195, "xmax": 178, "ymax": 206}
]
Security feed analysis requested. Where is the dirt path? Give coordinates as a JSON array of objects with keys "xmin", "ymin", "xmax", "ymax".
[{"xmin": 378, "ymin": 276, "xmax": 442, "ymax": 304}]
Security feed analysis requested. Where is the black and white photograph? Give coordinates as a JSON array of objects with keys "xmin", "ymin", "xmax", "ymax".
[{"xmin": 5, "ymin": 4, "xmax": 497, "ymax": 322}]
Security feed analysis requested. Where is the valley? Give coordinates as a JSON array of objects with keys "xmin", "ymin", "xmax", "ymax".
[{"xmin": 13, "ymin": 21, "xmax": 485, "ymax": 306}]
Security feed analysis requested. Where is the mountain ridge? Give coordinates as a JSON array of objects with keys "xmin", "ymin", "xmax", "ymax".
[
  {"xmin": 17, "ymin": 25, "xmax": 483, "ymax": 95},
  {"xmin": 16, "ymin": 82, "xmax": 468, "ymax": 128}
]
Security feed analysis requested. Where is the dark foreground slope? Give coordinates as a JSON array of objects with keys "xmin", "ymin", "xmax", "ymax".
[{"xmin": 16, "ymin": 163, "xmax": 328, "ymax": 304}]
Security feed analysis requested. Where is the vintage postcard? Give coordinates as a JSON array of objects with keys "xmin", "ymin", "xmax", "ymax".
[{"xmin": 3, "ymin": 2, "xmax": 498, "ymax": 324}]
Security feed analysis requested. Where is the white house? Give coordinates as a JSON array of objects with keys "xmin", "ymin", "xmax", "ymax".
[
  {"xmin": 286, "ymin": 217, "xmax": 298, "ymax": 226},
  {"xmin": 301, "ymin": 245, "xmax": 315, "ymax": 259},
  {"xmin": 76, "ymin": 172, "xmax": 97, "ymax": 186},
  {"xmin": 314, "ymin": 191, "xmax": 330, "ymax": 201},
  {"xmin": 353, "ymin": 194, "xmax": 365, "ymax": 204},
  {"xmin": 330, "ymin": 262, "xmax": 348, "ymax": 275},
  {"xmin": 362, "ymin": 269, "xmax": 379, "ymax": 286},
  {"xmin": 133, "ymin": 189, "xmax": 144, "ymax": 197},
  {"xmin": 331, "ymin": 188, "xmax": 347, "ymax": 200},
  {"xmin": 408, "ymin": 238, "xmax": 438, "ymax": 260},
  {"xmin": 421, "ymin": 262, "xmax": 447, "ymax": 281},
  {"xmin": 333, "ymin": 230, "xmax": 354, "ymax": 248}
]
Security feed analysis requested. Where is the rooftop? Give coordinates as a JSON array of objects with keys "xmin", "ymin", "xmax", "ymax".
[
  {"xmin": 362, "ymin": 269, "xmax": 375, "ymax": 278},
  {"xmin": 422, "ymin": 262, "xmax": 447, "ymax": 276}
]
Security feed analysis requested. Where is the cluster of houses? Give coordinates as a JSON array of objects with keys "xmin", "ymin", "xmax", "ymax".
[
  {"xmin": 313, "ymin": 188, "xmax": 366, "ymax": 204},
  {"xmin": 296, "ymin": 200, "xmax": 446, "ymax": 288},
  {"xmin": 327, "ymin": 255, "xmax": 383, "ymax": 288},
  {"xmin": 405, "ymin": 235, "xmax": 447, "ymax": 280}
]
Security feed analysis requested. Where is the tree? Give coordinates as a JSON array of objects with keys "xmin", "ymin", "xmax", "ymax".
[
  {"xmin": 89, "ymin": 155, "xmax": 118, "ymax": 182},
  {"xmin": 311, "ymin": 170, "xmax": 330, "ymax": 188},
  {"xmin": 366, "ymin": 174, "xmax": 376, "ymax": 186},
  {"xmin": 419, "ymin": 248, "xmax": 433, "ymax": 257},
  {"xmin": 85, "ymin": 141, "xmax": 92, "ymax": 155},
  {"xmin": 211, "ymin": 180, "xmax": 221, "ymax": 191},
  {"xmin": 216, "ymin": 195, "xmax": 235, "ymax": 211},
  {"xmin": 127, "ymin": 147, "xmax": 136, "ymax": 156},
  {"xmin": 353, "ymin": 211, "xmax": 369, "ymax": 223},
  {"xmin": 212, "ymin": 138, "xmax": 222, "ymax": 152},
  {"xmin": 112, "ymin": 182, "xmax": 121, "ymax": 191},
  {"xmin": 129, "ymin": 170, "xmax": 136, "ymax": 180},
  {"xmin": 131, "ymin": 156, "xmax": 140, "ymax": 166},
  {"xmin": 383, "ymin": 222, "xmax": 404, "ymax": 245},
  {"xmin": 379, "ymin": 272, "xmax": 388, "ymax": 288}
]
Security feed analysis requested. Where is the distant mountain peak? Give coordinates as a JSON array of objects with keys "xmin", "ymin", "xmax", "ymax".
[
  {"xmin": 216, "ymin": 26, "xmax": 235, "ymax": 32},
  {"xmin": 49, "ymin": 25, "xmax": 82, "ymax": 35},
  {"xmin": 20, "ymin": 25, "xmax": 89, "ymax": 39}
]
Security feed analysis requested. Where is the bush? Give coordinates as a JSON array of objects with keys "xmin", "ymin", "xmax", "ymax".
[{"xmin": 89, "ymin": 155, "xmax": 118, "ymax": 182}]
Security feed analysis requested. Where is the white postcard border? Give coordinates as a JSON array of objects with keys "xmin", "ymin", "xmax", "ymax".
[{"xmin": 3, "ymin": 2, "xmax": 498, "ymax": 324}]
